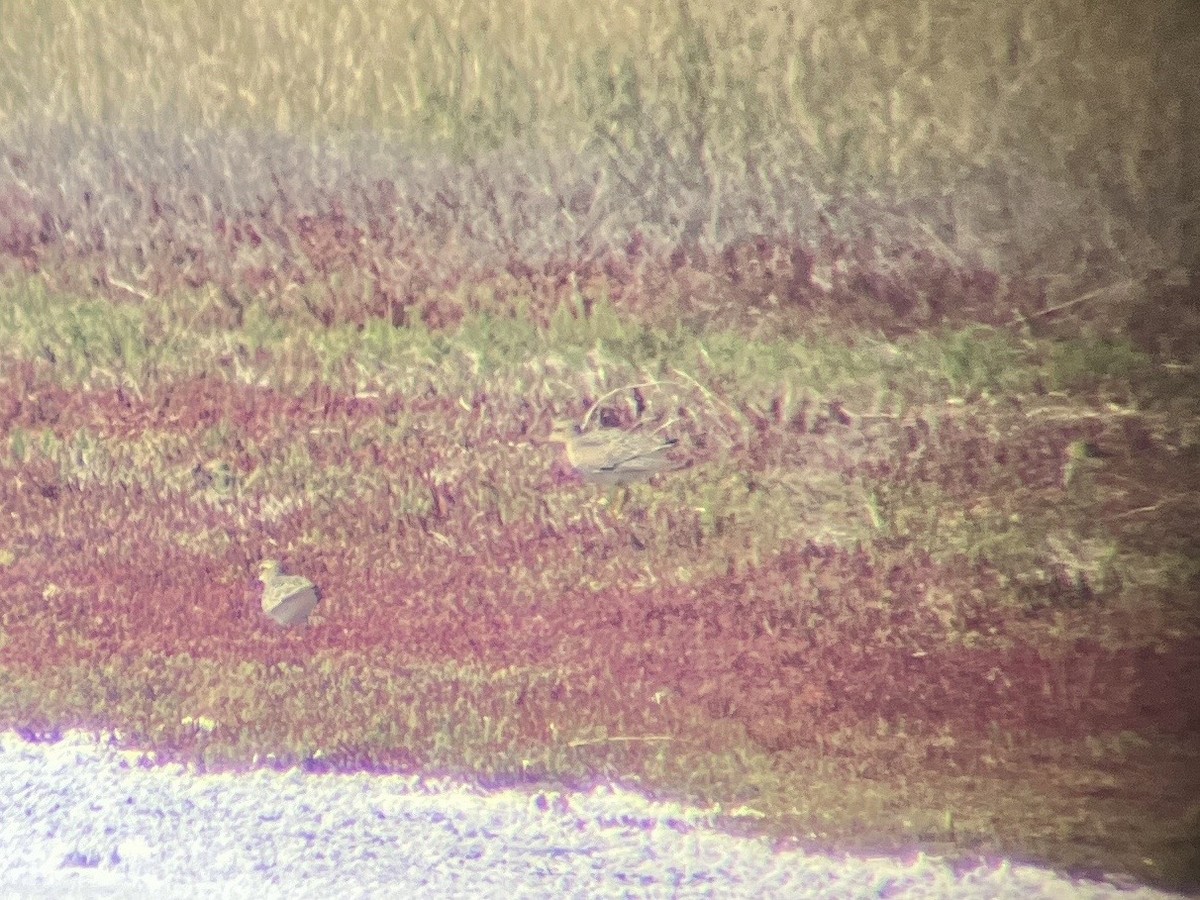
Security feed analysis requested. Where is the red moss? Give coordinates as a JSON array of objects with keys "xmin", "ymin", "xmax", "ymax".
[{"xmin": 1, "ymin": 155, "xmax": 1057, "ymax": 335}]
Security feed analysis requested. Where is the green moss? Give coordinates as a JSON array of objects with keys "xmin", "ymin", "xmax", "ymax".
[{"xmin": 0, "ymin": 279, "xmax": 156, "ymax": 380}]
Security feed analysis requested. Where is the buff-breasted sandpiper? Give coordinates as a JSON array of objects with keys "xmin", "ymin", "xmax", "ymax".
[
  {"xmin": 258, "ymin": 560, "xmax": 320, "ymax": 627},
  {"xmin": 549, "ymin": 419, "xmax": 681, "ymax": 486}
]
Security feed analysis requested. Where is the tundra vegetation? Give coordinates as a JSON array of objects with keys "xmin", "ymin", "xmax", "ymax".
[{"xmin": 0, "ymin": 0, "xmax": 1197, "ymax": 892}]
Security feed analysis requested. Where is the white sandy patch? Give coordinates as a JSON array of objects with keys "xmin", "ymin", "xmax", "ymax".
[{"xmin": 0, "ymin": 731, "xmax": 1180, "ymax": 899}]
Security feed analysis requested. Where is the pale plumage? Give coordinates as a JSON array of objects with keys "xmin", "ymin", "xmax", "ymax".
[
  {"xmin": 549, "ymin": 419, "xmax": 680, "ymax": 486},
  {"xmin": 258, "ymin": 560, "xmax": 320, "ymax": 627}
]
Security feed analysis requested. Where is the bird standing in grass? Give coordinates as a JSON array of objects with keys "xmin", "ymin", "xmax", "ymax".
[
  {"xmin": 258, "ymin": 560, "xmax": 320, "ymax": 627},
  {"xmin": 549, "ymin": 419, "xmax": 681, "ymax": 486}
]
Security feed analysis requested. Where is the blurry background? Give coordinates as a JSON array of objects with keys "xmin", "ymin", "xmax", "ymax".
[{"xmin": 1, "ymin": 0, "xmax": 1195, "ymax": 285}]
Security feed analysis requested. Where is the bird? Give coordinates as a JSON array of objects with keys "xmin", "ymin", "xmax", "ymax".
[
  {"xmin": 549, "ymin": 419, "xmax": 681, "ymax": 486},
  {"xmin": 258, "ymin": 560, "xmax": 320, "ymax": 627}
]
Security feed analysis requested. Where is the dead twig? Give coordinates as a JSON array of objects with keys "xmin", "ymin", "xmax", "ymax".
[
  {"xmin": 567, "ymin": 735, "xmax": 681, "ymax": 748},
  {"xmin": 1007, "ymin": 278, "xmax": 1136, "ymax": 327}
]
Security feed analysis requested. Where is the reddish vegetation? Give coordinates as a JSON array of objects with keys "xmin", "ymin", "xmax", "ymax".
[
  {"xmin": 2, "ymin": 322, "xmax": 1195, "ymax": 758},
  {"xmin": 0, "ymin": 142, "xmax": 1054, "ymax": 338},
  {"xmin": 2, "ymin": 141, "xmax": 1197, "ymax": 890},
  {"xmin": 2, "ymin": 376, "xmax": 1196, "ymax": 753}
]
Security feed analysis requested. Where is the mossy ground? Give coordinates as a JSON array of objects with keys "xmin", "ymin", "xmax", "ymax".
[{"xmin": 1, "ymin": 262, "xmax": 1197, "ymax": 891}]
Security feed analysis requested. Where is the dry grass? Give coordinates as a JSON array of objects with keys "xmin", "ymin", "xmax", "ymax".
[{"xmin": 0, "ymin": 0, "xmax": 1196, "ymax": 271}]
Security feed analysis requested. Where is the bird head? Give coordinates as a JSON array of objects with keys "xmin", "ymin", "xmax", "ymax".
[
  {"xmin": 548, "ymin": 419, "xmax": 580, "ymax": 444},
  {"xmin": 257, "ymin": 559, "xmax": 282, "ymax": 582}
]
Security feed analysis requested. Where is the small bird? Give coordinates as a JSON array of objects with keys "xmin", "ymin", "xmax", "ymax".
[
  {"xmin": 258, "ymin": 560, "xmax": 320, "ymax": 627},
  {"xmin": 549, "ymin": 419, "xmax": 680, "ymax": 486}
]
